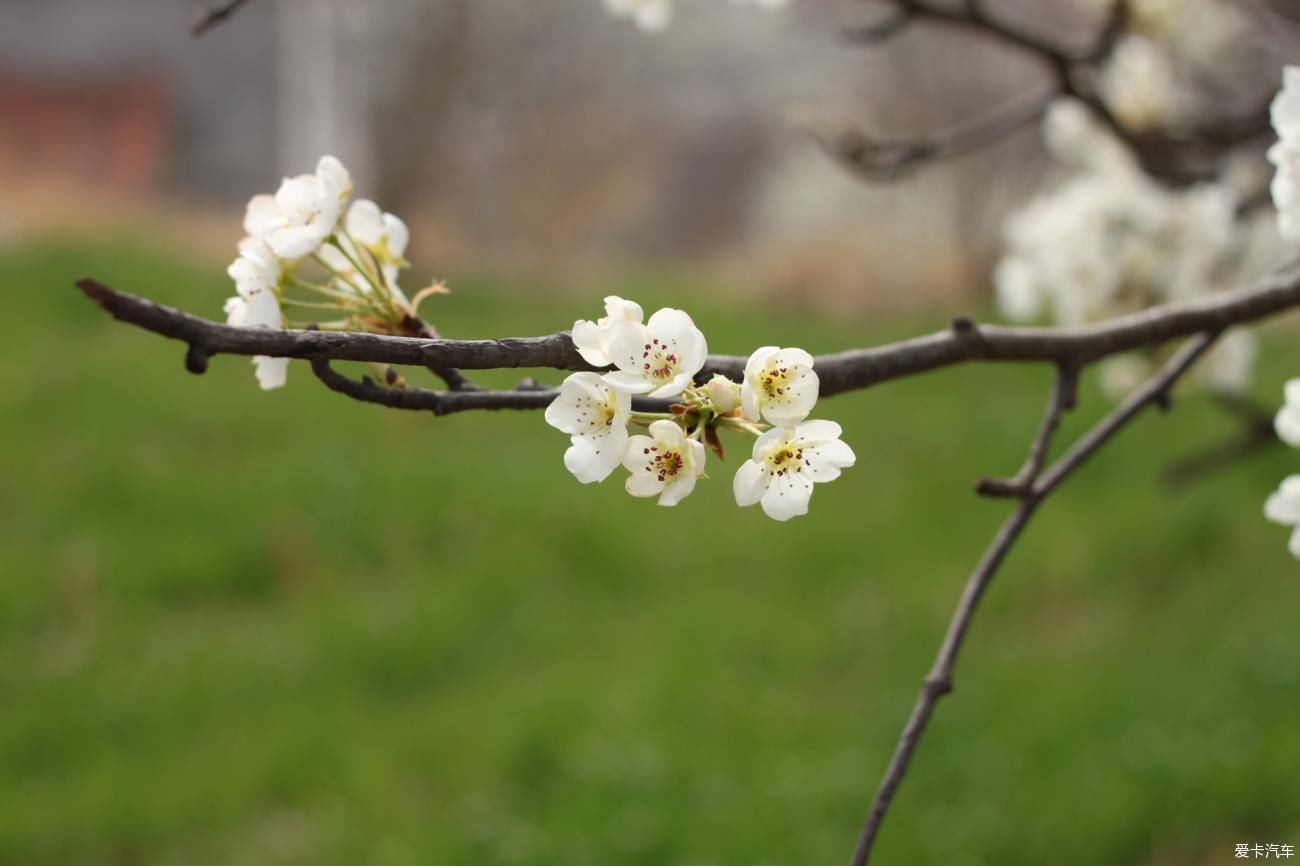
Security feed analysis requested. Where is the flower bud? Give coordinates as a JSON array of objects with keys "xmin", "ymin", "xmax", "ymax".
[{"xmin": 706, "ymin": 374, "xmax": 741, "ymax": 414}]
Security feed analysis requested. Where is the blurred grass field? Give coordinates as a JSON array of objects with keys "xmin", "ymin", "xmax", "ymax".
[{"xmin": 1, "ymin": 238, "xmax": 1298, "ymax": 866}]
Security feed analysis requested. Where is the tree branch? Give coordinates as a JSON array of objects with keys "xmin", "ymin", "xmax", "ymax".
[
  {"xmin": 848, "ymin": 331, "xmax": 1218, "ymax": 866},
  {"xmin": 835, "ymin": 0, "xmax": 1270, "ymax": 184},
  {"xmin": 75, "ymin": 260, "xmax": 1300, "ymax": 402},
  {"xmin": 192, "ymin": 0, "xmax": 256, "ymax": 37},
  {"xmin": 309, "ymin": 358, "xmax": 673, "ymax": 416}
]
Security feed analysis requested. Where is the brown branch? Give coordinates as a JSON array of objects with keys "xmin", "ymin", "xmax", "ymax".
[
  {"xmin": 975, "ymin": 363, "xmax": 1077, "ymax": 498},
  {"xmin": 192, "ymin": 0, "xmax": 256, "ymax": 37},
  {"xmin": 74, "ymin": 259, "xmax": 1300, "ymax": 402},
  {"xmin": 849, "ymin": 332, "xmax": 1218, "ymax": 866},
  {"xmin": 309, "ymin": 358, "xmax": 673, "ymax": 416}
]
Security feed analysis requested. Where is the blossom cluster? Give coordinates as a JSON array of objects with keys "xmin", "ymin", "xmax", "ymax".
[
  {"xmin": 603, "ymin": 0, "xmax": 787, "ymax": 33},
  {"xmin": 545, "ymin": 297, "xmax": 855, "ymax": 520},
  {"xmin": 223, "ymin": 155, "xmax": 436, "ymax": 390},
  {"xmin": 1264, "ymin": 67, "xmax": 1300, "ymax": 559},
  {"xmin": 1081, "ymin": 0, "xmax": 1246, "ymax": 131},
  {"xmin": 995, "ymin": 99, "xmax": 1256, "ymax": 400}
]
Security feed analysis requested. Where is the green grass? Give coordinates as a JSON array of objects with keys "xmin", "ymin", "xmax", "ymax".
[{"xmin": 1, "ymin": 237, "xmax": 1297, "ymax": 866}]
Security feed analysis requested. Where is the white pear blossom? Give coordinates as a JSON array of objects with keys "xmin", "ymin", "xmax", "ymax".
[
  {"xmin": 244, "ymin": 155, "xmax": 352, "ymax": 260},
  {"xmin": 571, "ymin": 296, "xmax": 645, "ymax": 367},
  {"xmin": 1100, "ymin": 35, "xmax": 1175, "ymax": 132},
  {"xmin": 1265, "ymin": 475, "xmax": 1300, "ymax": 559},
  {"xmin": 1043, "ymin": 99, "xmax": 1135, "ymax": 175},
  {"xmin": 224, "ymin": 237, "xmax": 288, "ymax": 390},
  {"xmin": 544, "ymin": 372, "xmax": 633, "ymax": 484},
  {"xmin": 347, "ymin": 199, "xmax": 410, "ymax": 282},
  {"xmin": 1274, "ymin": 379, "xmax": 1300, "ymax": 448},
  {"xmin": 1267, "ymin": 140, "xmax": 1300, "ymax": 244},
  {"xmin": 1271, "ymin": 67, "xmax": 1300, "ymax": 143},
  {"xmin": 1269, "ymin": 67, "xmax": 1300, "ymax": 245},
  {"xmin": 604, "ymin": 0, "xmax": 671, "ymax": 32},
  {"xmin": 1098, "ymin": 354, "xmax": 1152, "ymax": 401},
  {"xmin": 733, "ymin": 421, "xmax": 856, "ymax": 521},
  {"xmin": 605, "ymin": 307, "xmax": 708, "ymax": 398},
  {"xmin": 705, "ymin": 373, "xmax": 742, "ymax": 415},
  {"xmin": 622, "ymin": 419, "xmax": 706, "ymax": 506},
  {"xmin": 741, "ymin": 346, "xmax": 819, "ymax": 425},
  {"xmin": 1195, "ymin": 329, "xmax": 1256, "ymax": 395},
  {"xmin": 993, "ymin": 257, "xmax": 1043, "ymax": 322},
  {"xmin": 318, "ymin": 199, "xmax": 413, "ymax": 304}
]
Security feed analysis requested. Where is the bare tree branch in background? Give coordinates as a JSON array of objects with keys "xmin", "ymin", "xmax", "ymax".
[
  {"xmin": 829, "ymin": 0, "xmax": 1272, "ymax": 185},
  {"xmin": 192, "ymin": 0, "xmax": 256, "ymax": 37}
]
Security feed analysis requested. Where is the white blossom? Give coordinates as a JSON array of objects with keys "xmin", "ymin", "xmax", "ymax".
[
  {"xmin": 1275, "ymin": 379, "xmax": 1300, "ymax": 448},
  {"xmin": 622, "ymin": 419, "xmax": 706, "ymax": 506},
  {"xmin": 347, "ymin": 199, "xmax": 410, "ymax": 284},
  {"xmin": 1100, "ymin": 35, "xmax": 1175, "ymax": 133},
  {"xmin": 317, "ymin": 199, "xmax": 413, "ymax": 305},
  {"xmin": 705, "ymin": 373, "xmax": 742, "ymax": 415},
  {"xmin": 1267, "ymin": 140, "xmax": 1300, "ymax": 245},
  {"xmin": 993, "ymin": 257, "xmax": 1043, "ymax": 322},
  {"xmin": 733, "ymin": 421, "xmax": 855, "ymax": 521},
  {"xmin": 1042, "ymin": 99, "xmax": 1135, "ymax": 174},
  {"xmin": 1269, "ymin": 68, "xmax": 1300, "ymax": 245},
  {"xmin": 1195, "ymin": 329, "xmax": 1256, "ymax": 395},
  {"xmin": 244, "ymin": 155, "xmax": 352, "ymax": 260},
  {"xmin": 1271, "ymin": 67, "xmax": 1300, "ymax": 143},
  {"xmin": 571, "ymin": 296, "xmax": 645, "ymax": 367},
  {"xmin": 604, "ymin": 0, "xmax": 671, "ymax": 32},
  {"xmin": 545, "ymin": 372, "xmax": 633, "ymax": 484},
  {"xmin": 224, "ymin": 237, "xmax": 288, "ymax": 390},
  {"xmin": 1098, "ymin": 354, "xmax": 1152, "ymax": 401},
  {"xmin": 604, "ymin": 307, "xmax": 708, "ymax": 398},
  {"xmin": 1265, "ymin": 474, "xmax": 1300, "ymax": 559},
  {"xmin": 741, "ymin": 346, "xmax": 819, "ymax": 425}
]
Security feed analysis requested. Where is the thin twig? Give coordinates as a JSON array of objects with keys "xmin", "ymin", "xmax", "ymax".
[
  {"xmin": 976, "ymin": 363, "xmax": 1078, "ymax": 498},
  {"xmin": 192, "ymin": 0, "xmax": 255, "ymax": 37},
  {"xmin": 848, "ymin": 332, "xmax": 1218, "ymax": 866},
  {"xmin": 309, "ymin": 358, "xmax": 673, "ymax": 416}
]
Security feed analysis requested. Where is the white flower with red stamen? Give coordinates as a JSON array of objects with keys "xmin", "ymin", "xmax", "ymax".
[
  {"xmin": 544, "ymin": 372, "xmax": 633, "ymax": 484},
  {"xmin": 741, "ymin": 346, "xmax": 819, "ymax": 425},
  {"xmin": 605, "ymin": 308, "xmax": 708, "ymax": 398},
  {"xmin": 1265, "ymin": 474, "xmax": 1300, "ymax": 559},
  {"xmin": 622, "ymin": 419, "xmax": 706, "ymax": 506},
  {"xmin": 571, "ymin": 296, "xmax": 645, "ymax": 367},
  {"xmin": 733, "ymin": 421, "xmax": 855, "ymax": 521},
  {"xmin": 243, "ymin": 155, "xmax": 352, "ymax": 260},
  {"xmin": 224, "ymin": 237, "xmax": 288, "ymax": 390}
]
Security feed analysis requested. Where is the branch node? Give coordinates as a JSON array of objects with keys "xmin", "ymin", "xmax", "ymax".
[
  {"xmin": 950, "ymin": 316, "xmax": 979, "ymax": 338},
  {"xmin": 923, "ymin": 674, "xmax": 954, "ymax": 697},
  {"xmin": 184, "ymin": 343, "xmax": 211, "ymax": 375}
]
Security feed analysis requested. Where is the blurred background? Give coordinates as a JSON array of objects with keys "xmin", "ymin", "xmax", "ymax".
[{"xmin": 2, "ymin": 1, "xmax": 1299, "ymax": 865}]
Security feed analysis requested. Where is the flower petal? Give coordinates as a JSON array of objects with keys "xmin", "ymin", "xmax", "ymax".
[{"xmin": 733, "ymin": 460, "xmax": 767, "ymax": 507}]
